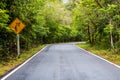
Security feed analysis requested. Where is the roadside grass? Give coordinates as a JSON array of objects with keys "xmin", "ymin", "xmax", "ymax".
[
  {"xmin": 0, "ymin": 44, "xmax": 46, "ymax": 77},
  {"xmin": 77, "ymin": 43, "xmax": 120, "ymax": 65}
]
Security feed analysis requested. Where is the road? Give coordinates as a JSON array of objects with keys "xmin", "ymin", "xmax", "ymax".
[{"xmin": 1, "ymin": 44, "xmax": 120, "ymax": 80}]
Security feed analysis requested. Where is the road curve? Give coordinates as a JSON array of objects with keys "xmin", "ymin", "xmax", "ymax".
[{"xmin": 1, "ymin": 44, "xmax": 120, "ymax": 80}]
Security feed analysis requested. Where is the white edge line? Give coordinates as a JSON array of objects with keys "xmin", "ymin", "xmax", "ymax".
[
  {"xmin": 75, "ymin": 45, "xmax": 120, "ymax": 68},
  {"xmin": 1, "ymin": 46, "xmax": 48, "ymax": 80}
]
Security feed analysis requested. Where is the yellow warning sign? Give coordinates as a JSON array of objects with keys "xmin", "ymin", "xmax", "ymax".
[{"xmin": 9, "ymin": 18, "xmax": 25, "ymax": 34}]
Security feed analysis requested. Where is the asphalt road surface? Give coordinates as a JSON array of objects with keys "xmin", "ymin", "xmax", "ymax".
[{"xmin": 1, "ymin": 44, "xmax": 120, "ymax": 80}]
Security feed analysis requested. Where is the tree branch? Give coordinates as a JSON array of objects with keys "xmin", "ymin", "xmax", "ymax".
[{"xmin": 94, "ymin": 0, "xmax": 103, "ymax": 8}]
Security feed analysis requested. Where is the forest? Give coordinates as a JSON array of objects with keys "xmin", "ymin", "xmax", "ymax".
[{"xmin": 1, "ymin": 0, "xmax": 120, "ymax": 61}]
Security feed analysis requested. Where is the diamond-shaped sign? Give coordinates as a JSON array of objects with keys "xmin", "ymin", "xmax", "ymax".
[{"xmin": 9, "ymin": 18, "xmax": 25, "ymax": 34}]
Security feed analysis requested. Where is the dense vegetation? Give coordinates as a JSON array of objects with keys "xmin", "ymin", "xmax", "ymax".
[
  {"xmin": 1, "ymin": 0, "xmax": 120, "ymax": 61},
  {"xmin": 0, "ymin": 0, "xmax": 81, "ymax": 61},
  {"xmin": 69, "ymin": 0, "xmax": 120, "ymax": 53}
]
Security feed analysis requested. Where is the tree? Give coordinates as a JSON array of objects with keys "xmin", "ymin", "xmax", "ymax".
[{"xmin": 72, "ymin": 0, "xmax": 120, "ymax": 52}]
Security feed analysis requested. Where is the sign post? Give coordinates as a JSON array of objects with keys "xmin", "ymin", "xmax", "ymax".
[
  {"xmin": 9, "ymin": 18, "xmax": 25, "ymax": 57},
  {"xmin": 17, "ymin": 34, "xmax": 20, "ymax": 56}
]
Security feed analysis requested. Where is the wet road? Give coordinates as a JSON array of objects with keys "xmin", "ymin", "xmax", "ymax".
[{"xmin": 2, "ymin": 44, "xmax": 120, "ymax": 80}]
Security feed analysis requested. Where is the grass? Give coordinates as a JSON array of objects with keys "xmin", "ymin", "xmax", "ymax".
[
  {"xmin": 0, "ymin": 44, "xmax": 46, "ymax": 77},
  {"xmin": 77, "ymin": 43, "xmax": 120, "ymax": 65}
]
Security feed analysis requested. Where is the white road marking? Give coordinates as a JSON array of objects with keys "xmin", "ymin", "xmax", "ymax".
[
  {"xmin": 75, "ymin": 45, "xmax": 120, "ymax": 68},
  {"xmin": 1, "ymin": 46, "xmax": 47, "ymax": 80}
]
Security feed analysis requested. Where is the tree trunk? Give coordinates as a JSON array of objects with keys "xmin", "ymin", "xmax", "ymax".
[
  {"xmin": 94, "ymin": 0, "xmax": 103, "ymax": 8},
  {"xmin": 88, "ymin": 25, "xmax": 92, "ymax": 43},
  {"xmin": 109, "ymin": 19, "xmax": 114, "ymax": 50},
  {"xmin": 110, "ymin": 30, "xmax": 114, "ymax": 50}
]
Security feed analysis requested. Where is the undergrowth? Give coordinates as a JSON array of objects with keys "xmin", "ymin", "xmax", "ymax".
[
  {"xmin": 77, "ymin": 43, "xmax": 120, "ymax": 65},
  {"xmin": 0, "ymin": 44, "xmax": 46, "ymax": 77}
]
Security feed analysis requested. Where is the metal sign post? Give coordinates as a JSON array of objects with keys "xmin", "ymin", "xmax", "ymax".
[{"xmin": 17, "ymin": 34, "xmax": 20, "ymax": 57}]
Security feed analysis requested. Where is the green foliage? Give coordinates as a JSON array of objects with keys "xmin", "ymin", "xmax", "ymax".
[
  {"xmin": 0, "ymin": 0, "xmax": 82, "ymax": 60},
  {"xmin": 104, "ymin": 24, "xmax": 114, "ymax": 33},
  {"xmin": 0, "ymin": 0, "xmax": 46, "ymax": 60},
  {"xmin": 71, "ymin": 0, "xmax": 120, "ymax": 51}
]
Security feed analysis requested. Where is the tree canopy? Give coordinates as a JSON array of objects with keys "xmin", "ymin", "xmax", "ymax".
[
  {"xmin": 0, "ymin": 0, "xmax": 81, "ymax": 60},
  {"xmin": 71, "ymin": 0, "xmax": 120, "ymax": 52}
]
